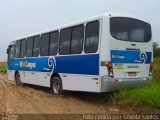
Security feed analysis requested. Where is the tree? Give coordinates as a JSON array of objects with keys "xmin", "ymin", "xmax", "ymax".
[
  {"xmin": 153, "ymin": 42, "xmax": 160, "ymax": 58},
  {"xmin": 153, "ymin": 42, "xmax": 159, "ymax": 48}
]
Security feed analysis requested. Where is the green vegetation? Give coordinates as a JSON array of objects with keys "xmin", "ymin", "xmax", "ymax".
[
  {"xmin": 153, "ymin": 42, "xmax": 160, "ymax": 58},
  {"xmin": 0, "ymin": 65, "xmax": 7, "ymax": 72},
  {"xmin": 113, "ymin": 58, "xmax": 160, "ymax": 108},
  {"xmin": 153, "ymin": 48, "xmax": 160, "ymax": 58}
]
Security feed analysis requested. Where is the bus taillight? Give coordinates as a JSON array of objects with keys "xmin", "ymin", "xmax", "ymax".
[
  {"xmin": 107, "ymin": 61, "xmax": 114, "ymax": 77},
  {"xmin": 149, "ymin": 62, "xmax": 153, "ymax": 76}
]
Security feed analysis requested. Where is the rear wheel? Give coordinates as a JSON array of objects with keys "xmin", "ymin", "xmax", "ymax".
[
  {"xmin": 51, "ymin": 77, "xmax": 63, "ymax": 95},
  {"xmin": 15, "ymin": 72, "xmax": 22, "ymax": 86}
]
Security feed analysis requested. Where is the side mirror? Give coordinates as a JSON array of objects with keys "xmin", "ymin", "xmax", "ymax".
[{"xmin": 7, "ymin": 48, "xmax": 9, "ymax": 54}]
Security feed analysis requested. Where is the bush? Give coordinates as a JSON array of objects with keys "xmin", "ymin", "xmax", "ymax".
[
  {"xmin": 153, "ymin": 48, "xmax": 160, "ymax": 58},
  {"xmin": 0, "ymin": 65, "xmax": 7, "ymax": 72}
]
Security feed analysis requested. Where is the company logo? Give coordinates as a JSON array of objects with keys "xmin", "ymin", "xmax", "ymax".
[
  {"xmin": 20, "ymin": 61, "xmax": 36, "ymax": 69},
  {"xmin": 112, "ymin": 55, "xmax": 125, "ymax": 59},
  {"xmin": 42, "ymin": 57, "xmax": 56, "ymax": 72},
  {"xmin": 21, "ymin": 61, "xmax": 27, "ymax": 68},
  {"xmin": 134, "ymin": 52, "xmax": 147, "ymax": 64}
]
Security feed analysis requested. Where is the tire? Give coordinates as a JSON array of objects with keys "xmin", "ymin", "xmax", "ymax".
[
  {"xmin": 51, "ymin": 77, "xmax": 63, "ymax": 95},
  {"xmin": 15, "ymin": 72, "xmax": 22, "ymax": 86}
]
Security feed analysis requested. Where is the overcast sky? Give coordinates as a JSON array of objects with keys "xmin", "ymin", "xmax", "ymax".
[{"xmin": 0, "ymin": 0, "xmax": 159, "ymax": 61}]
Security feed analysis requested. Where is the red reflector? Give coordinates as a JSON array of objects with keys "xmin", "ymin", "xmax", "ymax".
[
  {"xmin": 46, "ymin": 74, "xmax": 50, "ymax": 76},
  {"xmin": 62, "ymin": 75, "xmax": 67, "ymax": 77},
  {"xmin": 92, "ymin": 78, "xmax": 98, "ymax": 80},
  {"xmin": 114, "ymin": 79, "xmax": 119, "ymax": 83},
  {"xmin": 146, "ymin": 77, "xmax": 150, "ymax": 80}
]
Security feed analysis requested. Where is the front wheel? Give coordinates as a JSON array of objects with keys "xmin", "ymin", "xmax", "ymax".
[
  {"xmin": 15, "ymin": 73, "xmax": 22, "ymax": 86},
  {"xmin": 51, "ymin": 77, "xmax": 63, "ymax": 95}
]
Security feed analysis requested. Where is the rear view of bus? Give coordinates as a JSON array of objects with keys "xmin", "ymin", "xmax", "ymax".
[{"xmin": 101, "ymin": 15, "xmax": 153, "ymax": 92}]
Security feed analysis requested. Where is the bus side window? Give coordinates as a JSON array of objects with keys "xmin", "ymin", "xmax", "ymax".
[
  {"xmin": 71, "ymin": 25, "xmax": 84, "ymax": 54},
  {"xmin": 49, "ymin": 31, "xmax": 59, "ymax": 56},
  {"xmin": 20, "ymin": 39, "xmax": 26, "ymax": 58},
  {"xmin": 41, "ymin": 33, "xmax": 50, "ymax": 56},
  {"xmin": 59, "ymin": 28, "xmax": 72, "ymax": 55},
  {"xmin": 84, "ymin": 21, "xmax": 100, "ymax": 53},
  {"xmin": 33, "ymin": 36, "xmax": 40, "ymax": 57},
  {"xmin": 26, "ymin": 37, "xmax": 34, "ymax": 57},
  {"xmin": 15, "ymin": 40, "xmax": 21, "ymax": 58}
]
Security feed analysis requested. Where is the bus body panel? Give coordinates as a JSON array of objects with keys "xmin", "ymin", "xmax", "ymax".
[
  {"xmin": 100, "ymin": 15, "xmax": 153, "ymax": 92},
  {"xmin": 109, "ymin": 18, "xmax": 153, "ymax": 79},
  {"xmin": 61, "ymin": 73, "xmax": 100, "ymax": 92},
  {"xmin": 7, "ymin": 70, "xmax": 15, "ymax": 81},
  {"xmin": 8, "ymin": 55, "xmax": 99, "ymax": 75},
  {"xmin": 7, "ymin": 54, "xmax": 101, "ymax": 92},
  {"xmin": 111, "ymin": 50, "xmax": 152, "ymax": 78},
  {"xmin": 99, "ymin": 17, "xmax": 110, "ymax": 77},
  {"xmin": 20, "ymin": 71, "xmax": 51, "ymax": 87}
]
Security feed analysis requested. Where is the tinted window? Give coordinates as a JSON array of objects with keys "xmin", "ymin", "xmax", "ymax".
[
  {"xmin": 71, "ymin": 25, "xmax": 84, "ymax": 54},
  {"xmin": 26, "ymin": 37, "xmax": 33, "ymax": 57},
  {"xmin": 15, "ymin": 40, "xmax": 21, "ymax": 58},
  {"xmin": 20, "ymin": 39, "xmax": 26, "ymax": 58},
  {"xmin": 49, "ymin": 31, "xmax": 59, "ymax": 56},
  {"xmin": 85, "ymin": 21, "xmax": 100, "ymax": 53},
  {"xmin": 41, "ymin": 33, "xmax": 50, "ymax": 56},
  {"xmin": 59, "ymin": 28, "xmax": 71, "ymax": 55},
  {"xmin": 110, "ymin": 17, "xmax": 152, "ymax": 42},
  {"xmin": 33, "ymin": 36, "xmax": 40, "ymax": 57}
]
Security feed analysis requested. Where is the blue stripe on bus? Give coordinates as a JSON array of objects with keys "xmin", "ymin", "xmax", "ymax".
[
  {"xmin": 8, "ymin": 54, "xmax": 99, "ymax": 75},
  {"xmin": 111, "ymin": 50, "xmax": 152, "ymax": 64}
]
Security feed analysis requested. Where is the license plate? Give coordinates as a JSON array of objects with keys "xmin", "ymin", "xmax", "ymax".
[{"xmin": 128, "ymin": 72, "xmax": 137, "ymax": 77}]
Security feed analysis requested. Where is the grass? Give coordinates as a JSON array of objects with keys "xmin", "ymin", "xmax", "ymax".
[
  {"xmin": 0, "ymin": 65, "xmax": 7, "ymax": 72},
  {"xmin": 113, "ymin": 58, "xmax": 160, "ymax": 108}
]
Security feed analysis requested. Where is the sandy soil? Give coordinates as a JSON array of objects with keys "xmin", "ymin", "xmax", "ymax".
[{"xmin": 0, "ymin": 72, "xmax": 159, "ymax": 115}]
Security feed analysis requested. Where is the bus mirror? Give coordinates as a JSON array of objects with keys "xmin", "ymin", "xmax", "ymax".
[{"xmin": 7, "ymin": 48, "xmax": 9, "ymax": 54}]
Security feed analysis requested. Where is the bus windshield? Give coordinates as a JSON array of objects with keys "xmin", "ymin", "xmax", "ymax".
[
  {"xmin": 7, "ymin": 45, "xmax": 15, "ymax": 64},
  {"xmin": 110, "ymin": 17, "xmax": 151, "ymax": 42}
]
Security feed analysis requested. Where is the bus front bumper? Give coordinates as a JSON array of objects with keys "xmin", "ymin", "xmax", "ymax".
[{"xmin": 101, "ymin": 75, "xmax": 152, "ymax": 92}]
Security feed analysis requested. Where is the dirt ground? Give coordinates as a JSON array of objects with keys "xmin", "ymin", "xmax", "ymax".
[
  {"xmin": 0, "ymin": 62, "xmax": 6, "ymax": 66},
  {"xmin": 0, "ymin": 72, "xmax": 159, "ymax": 114}
]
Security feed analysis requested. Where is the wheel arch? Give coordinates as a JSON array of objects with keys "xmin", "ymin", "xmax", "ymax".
[
  {"xmin": 50, "ymin": 73, "xmax": 62, "ymax": 87},
  {"xmin": 14, "ymin": 70, "xmax": 19, "ymax": 80}
]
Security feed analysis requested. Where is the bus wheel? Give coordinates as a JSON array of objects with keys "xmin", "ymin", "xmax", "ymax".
[
  {"xmin": 15, "ymin": 73, "xmax": 22, "ymax": 86},
  {"xmin": 51, "ymin": 77, "xmax": 63, "ymax": 95}
]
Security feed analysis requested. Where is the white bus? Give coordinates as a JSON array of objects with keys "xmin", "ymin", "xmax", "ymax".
[{"xmin": 7, "ymin": 13, "xmax": 153, "ymax": 94}]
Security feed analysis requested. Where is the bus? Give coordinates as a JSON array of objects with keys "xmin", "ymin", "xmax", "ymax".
[{"xmin": 7, "ymin": 13, "xmax": 153, "ymax": 94}]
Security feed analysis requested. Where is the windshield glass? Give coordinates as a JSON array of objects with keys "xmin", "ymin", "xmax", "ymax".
[
  {"xmin": 110, "ymin": 17, "xmax": 151, "ymax": 42},
  {"xmin": 8, "ymin": 45, "xmax": 15, "ymax": 64}
]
